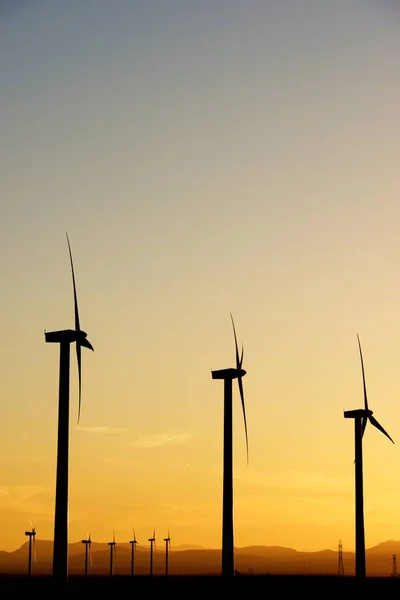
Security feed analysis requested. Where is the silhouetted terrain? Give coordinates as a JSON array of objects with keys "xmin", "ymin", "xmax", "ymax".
[{"xmin": 2, "ymin": 539, "xmax": 400, "ymax": 578}]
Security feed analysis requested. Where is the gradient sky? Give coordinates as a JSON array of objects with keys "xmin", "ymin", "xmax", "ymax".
[{"xmin": 1, "ymin": 1, "xmax": 400, "ymax": 555}]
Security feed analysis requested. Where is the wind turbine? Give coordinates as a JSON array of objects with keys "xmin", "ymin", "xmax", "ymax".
[
  {"xmin": 45, "ymin": 233, "xmax": 94, "ymax": 580},
  {"xmin": 81, "ymin": 533, "xmax": 92, "ymax": 578},
  {"xmin": 148, "ymin": 528, "xmax": 156, "ymax": 576},
  {"xmin": 211, "ymin": 313, "xmax": 249, "ymax": 576},
  {"xmin": 129, "ymin": 529, "xmax": 138, "ymax": 576},
  {"xmin": 164, "ymin": 530, "xmax": 171, "ymax": 576},
  {"xmin": 24, "ymin": 522, "xmax": 36, "ymax": 578},
  {"xmin": 108, "ymin": 532, "xmax": 116, "ymax": 577},
  {"xmin": 344, "ymin": 334, "xmax": 394, "ymax": 580}
]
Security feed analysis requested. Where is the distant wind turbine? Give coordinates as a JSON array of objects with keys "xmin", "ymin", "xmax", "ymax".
[
  {"xmin": 45, "ymin": 233, "xmax": 94, "ymax": 580},
  {"xmin": 148, "ymin": 528, "xmax": 156, "ymax": 576},
  {"xmin": 108, "ymin": 532, "xmax": 116, "ymax": 577},
  {"xmin": 129, "ymin": 529, "xmax": 138, "ymax": 576},
  {"xmin": 211, "ymin": 313, "xmax": 249, "ymax": 576},
  {"xmin": 164, "ymin": 530, "xmax": 171, "ymax": 576},
  {"xmin": 24, "ymin": 522, "xmax": 36, "ymax": 578},
  {"xmin": 344, "ymin": 334, "xmax": 394, "ymax": 580},
  {"xmin": 81, "ymin": 533, "xmax": 92, "ymax": 578}
]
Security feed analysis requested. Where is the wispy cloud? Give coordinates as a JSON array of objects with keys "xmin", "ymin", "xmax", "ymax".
[
  {"xmin": 0, "ymin": 486, "xmax": 10, "ymax": 498},
  {"xmin": 236, "ymin": 469, "xmax": 352, "ymax": 494},
  {"xmin": 0, "ymin": 485, "xmax": 52, "ymax": 516},
  {"xmin": 132, "ymin": 433, "xmax": 190, "ymax": 449},
  {"xmin": 76, "ymin": 426, "xmax": 131, "ymax": 435}
]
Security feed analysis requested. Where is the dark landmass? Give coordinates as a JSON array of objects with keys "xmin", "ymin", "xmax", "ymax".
[{"xmin": 1, "ymin": 539, "xmax": 400, "ymax": 579}]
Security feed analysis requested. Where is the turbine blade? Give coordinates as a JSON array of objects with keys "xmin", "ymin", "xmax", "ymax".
[
  {"xmin": 369, "ymin": 415, "xmax": 395, "ymax": 444},
  {"xmin": 238, "ymin": 375, "xmax": 249, "ymax": 465},
  {"xmin": 76, "ymin": 337, "xmax": 94, "ymax": 424},
  {"xmin": 66, "ymin": 233, "xmax": 94, "ymax": 424},
  {"xmin": 66, "ymin": 232, "xmax": 81, "ymax": 333},
  {"xmin": 230, "ymin": 313, "xmax": 240, "ymax": 370},
  {"xmin": 361, "ymin": 416, "xmax": 368, "ymax": 438},
  {"xmin": 357, "ymin": 334, "xmax": 369, "ymax": 411},
  {"xmin": 76, "ymin": 342, "xmax": 82, "ymax": 424},
  {"xmin": 80, "ymin": 338, "xmax": 94, "ymax": 351}
]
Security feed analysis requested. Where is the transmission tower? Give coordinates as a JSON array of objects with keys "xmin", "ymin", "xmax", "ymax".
[
  {"xmin": 338, "ymin": 539, "xmax": 344, "ymax": 576},
  {"xmin": 391, "ymin": 554, "xmax": 398, "ymax": 578}
]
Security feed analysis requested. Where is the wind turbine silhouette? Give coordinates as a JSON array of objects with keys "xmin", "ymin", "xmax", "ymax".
[
  {"xmin": 108, "ymin": 532, "xmax": 116, "ymax": 577},
  {"xmin": 164, "ymin": 530, "xmax": 171, "ymax": 576},
  {"xmin": 211, "ymin": 313, "xmax": 249, "ymax": 576},
  {"xmin": 45, "ymin": 233, "xmax": 94, "ymax": 580},
  {"xmin": 129, "ymin": 529, "xmax": 138, "ymax": 576},
  {"xmin": 24, "ymin": 522, "xmax": 36, "ymax": 578},
  {"xmin": 148, "ymin": 528, "xmax": 156, "ymax": 576},
  {"xmin": 81, "ymin": 533, "xmax": 92, "ymax": 578},
  {"xmin": 344, "ymin": 334, "xmax": 394, "ymax": 580}
]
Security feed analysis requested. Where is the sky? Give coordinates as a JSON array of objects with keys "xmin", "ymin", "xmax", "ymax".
[{"xmin": 1, "ymin": 0, "xmax": 400, "ymax": 556}]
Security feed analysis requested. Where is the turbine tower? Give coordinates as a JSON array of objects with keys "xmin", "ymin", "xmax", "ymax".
[
  {"xmin": 211, "ymin": 313, "xmax": 249, "ymax": 577},
  {"xmin": 81, "ymin": 533, "xmax": 92, "ymax": 578},
  {"xmin": 164, "ymin": 531, "xmax": 171, "ymax": 576},
  {"xmin": 45, "ymin": 233, "xmax": 94, "ymax": 580},
  {"xmin": 24, "ymin": 523, "xmax": 36, "ymax": 578},
  {"xmin": 108, "ymin": 532, "xmax": 116, "ymax": 577},
  {"xmin": 148, "ymin": 528, "xmax": 156, "ymax": 576},
  {"xmin": 129, "ymin": 529, "xmax": 138, "ymax": 576},
  {"xmin": 344, "ymin": 334, "xmax": 394, "ymax": 580}
]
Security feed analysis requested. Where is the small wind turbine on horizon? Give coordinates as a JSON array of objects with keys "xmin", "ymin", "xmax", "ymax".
[
  {"xmin": 81, "ymin": 533, "xmax": 92, "ymax": 578},
  {"xmin": 148, "ymin": 528, "xmax": 156, "ymax": 576},
  {"xmin": 24, "ymin": 522, "xmax": 36, "ymax": 578},
  {"xmin": 108, "ymin": 532, "xmax": 116, "ymax": 577},
  {"xmin": 45, "ymin": 233, "xmax": 94, "ymax": 580},
  {"xmin": 129, "ymin": 529, "xmax": 138, "ymax": 576},
  {"xmin": 164, "ymin": 530, "xmax": 171, "ymax": 576},
  {"xmin": 344, "ymin": 334, "xmax": 394, "ymax": 580},
  {"xmin": 211, "ymin": 313, "xmax": 249, "ymax": 577}
]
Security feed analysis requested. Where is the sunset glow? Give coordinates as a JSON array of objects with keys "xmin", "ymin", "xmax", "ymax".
[{"xmin": 1, "ymin": 1, "xmax": 400, "ymax": 560}]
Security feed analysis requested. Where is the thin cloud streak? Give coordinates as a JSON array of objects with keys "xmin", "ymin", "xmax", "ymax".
[
  {"xmin": 132, "ymin": 433, "xmax": 190, "ymax": 448},
  {"xmin": 236, "ymin": 469, "xmax": 353, "ymax": 493},
  {"xmin": 76, "ymin": 426, "xmax": 131, "ymax": 435},
  {"xmin": 0, "ymin": 485, "xmax": 52, "ymax": 516}
]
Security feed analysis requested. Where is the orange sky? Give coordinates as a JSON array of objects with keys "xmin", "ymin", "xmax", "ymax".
[{"xmin": 1, "ymin": 1, "xmax": 400, "ymax": 554}]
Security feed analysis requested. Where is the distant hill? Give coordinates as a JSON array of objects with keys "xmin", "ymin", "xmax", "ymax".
[{"xmin": 1, "ymin": 539, "xmax": 399, "ymax": 577}]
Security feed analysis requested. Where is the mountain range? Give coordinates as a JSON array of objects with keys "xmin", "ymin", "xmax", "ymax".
[{"xmin": 1, "ymin": 540, "xmax": 400, "ymax": 577}]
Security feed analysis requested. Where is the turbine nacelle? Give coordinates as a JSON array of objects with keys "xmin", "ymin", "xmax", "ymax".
[
  {"xmin": 344, "ymin": 409, "xmax": 373, "ymax": 419},
  {"xmin": 45, "ymin": 329, "xmax": 93, "ymax": 348},
  {"xmin": 211, "ymin": 367, "xmax": 246, "ymax": 380}
]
